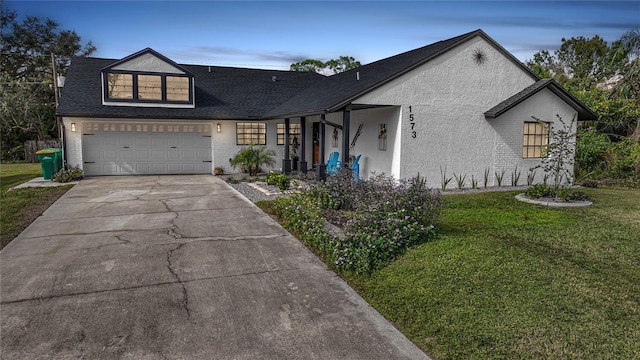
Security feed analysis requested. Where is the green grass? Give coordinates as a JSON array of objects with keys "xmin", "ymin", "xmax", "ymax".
[
  {"xmin": 0, "ymin": 162, "xmax": 42, "ymax": 193},
  {"xmin": 343, "ymin": 189, "xmax": 640, "ymax": 360},
  {"xmin": 0, "ymin": 163, "xmax": 72, "ymax": 250}
]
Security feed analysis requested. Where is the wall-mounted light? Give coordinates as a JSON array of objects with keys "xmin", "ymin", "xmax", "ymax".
[
  {"xmin": 71, "ymin": 123, "xmax": 76, "ymax": 132},
  {"xmin": 217, "ymin": 123, "xmax": 221, "ymax": 133}
]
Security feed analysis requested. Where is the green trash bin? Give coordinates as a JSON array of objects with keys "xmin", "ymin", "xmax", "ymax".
[
  {"xmin": 36, "ymin": 149, "xmax": 61, "ymax": 180},
  {"xmin": 42, "ymin": 148, "xmax": 63, "ymax": 173}
]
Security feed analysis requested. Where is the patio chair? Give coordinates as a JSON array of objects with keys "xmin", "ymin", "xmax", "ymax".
[
  {"xmin": 326, "ymin": 151, "xmax": 341, "ymax": 176},
  {"xmin": 351, "ymin": 154, "xmax": 361, "ymax": 180}
]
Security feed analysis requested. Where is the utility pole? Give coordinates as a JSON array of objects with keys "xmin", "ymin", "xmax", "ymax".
[{"xmin": 51, "ymin": 52, "xmax": 61, "ymax": 139}]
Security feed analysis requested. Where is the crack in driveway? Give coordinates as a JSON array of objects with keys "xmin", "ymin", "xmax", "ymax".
[{"xmin": 166, "ymin": 243, "xmax": 191, "ymax": 319}]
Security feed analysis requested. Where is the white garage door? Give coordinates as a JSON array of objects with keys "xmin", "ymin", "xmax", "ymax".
[{"xmin": 82, "ymin": 122, "xmax": 212, "ymax": 176}]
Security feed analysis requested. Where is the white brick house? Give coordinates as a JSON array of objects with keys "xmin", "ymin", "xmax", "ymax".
[{"xmin": 58, "ymin": 29, "xmax": 595, "ymax": 188}]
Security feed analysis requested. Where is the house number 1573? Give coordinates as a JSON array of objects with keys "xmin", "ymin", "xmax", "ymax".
[{"xmin": 408, "ymin": 105, "xmax": 416, "ymax": 138}]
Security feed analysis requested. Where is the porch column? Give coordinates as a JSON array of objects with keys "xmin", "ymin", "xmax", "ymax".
[
  {"xmin": 282, "ymin": 118, "xmax": 291, "ymax": 174},
  {"xmin": 317, "ymin": 114, "xmax": 327, "ymax": 181},
  {"xmin": 342, "ymin": 109, "xmax": 351, "ymax": 165},
  {"xmin": 299, "ymin": 116, "xmax": 307, "ymax": 173}
]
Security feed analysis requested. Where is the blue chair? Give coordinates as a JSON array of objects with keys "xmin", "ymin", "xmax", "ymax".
[
  {"xmin": 351, "ymin": 154, "xmax": 361, "ymax": 180},
  {"xmin": 326, "ymin": 151, "xmax": 341, "ymax": 176}
]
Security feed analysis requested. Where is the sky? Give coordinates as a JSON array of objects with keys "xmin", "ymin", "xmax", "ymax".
[{"xmin": 4, "ymin": 1, "xmax": 639, "ymax": 70}]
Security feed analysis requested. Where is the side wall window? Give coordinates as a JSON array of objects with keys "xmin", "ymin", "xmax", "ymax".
[{"xmin": 523, "ymin": 122, "xmax": 550, "ymax": 158}]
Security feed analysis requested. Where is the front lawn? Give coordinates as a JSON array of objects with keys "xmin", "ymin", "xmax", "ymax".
[
  {"xmin": 346, "ymin": 189, "xmax": 640, "ymax": 359},
  {"xmin": 0, "ymin": 163, "xmax": 72, "ymax": 250},
  {"xmin": 261, "ymin": 185, "xmax": 640, "ymax": 359}
]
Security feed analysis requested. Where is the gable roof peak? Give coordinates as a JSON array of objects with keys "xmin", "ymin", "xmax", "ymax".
[{"xmin": 101, "ymin": 47, "xmax": 194, "ymax": 76}]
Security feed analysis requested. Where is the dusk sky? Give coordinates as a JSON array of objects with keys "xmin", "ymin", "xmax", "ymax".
[{"xmin": 5, "ymin": 1, "xmax": 639, "ymax": 70}]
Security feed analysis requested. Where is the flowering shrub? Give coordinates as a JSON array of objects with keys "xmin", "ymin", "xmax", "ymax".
[
  {"xmin": 273, "ymin": 170, "xmax": 445, "ymax": 274},
  {"xmin": 272, "ymin": 193, "xmax": 335, "ymax": 261},
  {"xmin": 335, "ymin": 174, "xmax": 445, "ymax": 273}
]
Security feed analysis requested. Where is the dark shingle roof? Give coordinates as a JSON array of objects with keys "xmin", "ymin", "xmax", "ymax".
[
  {"xmin": 59, "ymin": 29, "xmax": 554, "ymax": 120},
  {"xmin": 264, "ymin": 29, "xmax": 539, "ymax": 118},
  {"xmin": 484, "ymin": 79, "xmax": 597, "ymax": 121},
  {"xmin": 58, "ymin": 57, "xmax": 323, "ymax": 120}
]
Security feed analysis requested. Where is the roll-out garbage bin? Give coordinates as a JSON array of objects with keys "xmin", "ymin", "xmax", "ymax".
[
  {"xmin": 36, "ymin": 148, "xmax": 62, "ymax": 180},
  {"xmin": 43, "ymin": 148, "xmax": 63, "ymax": 173}
]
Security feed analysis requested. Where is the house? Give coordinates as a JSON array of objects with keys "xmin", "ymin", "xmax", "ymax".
[{"xmin": 58, "ymin": 29, "xmax": 596, "ymax": 188}]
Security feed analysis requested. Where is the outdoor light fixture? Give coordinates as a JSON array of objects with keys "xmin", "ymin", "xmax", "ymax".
[
  {"xmin": 71, "ymin": 123, "xmax": 76, "ymax": 132},
  {"xmin": 217, "ymin": 123, "xmax": 221, "ymax": 133}
]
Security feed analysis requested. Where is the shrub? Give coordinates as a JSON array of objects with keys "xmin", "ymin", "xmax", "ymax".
[
  {"xmin": 230, "ymin": 144, "xmax": 276, "ymax": 176},
  {"xmin": 524, "ymin": 183, "xmax": 591, "ymax": 202},
  {"xmin": 265, "ymin": 172, "xmax": 291, "ymax": 191},
  {"xmin": 335, "ymin": 175, "xmax": 445, "ymax": 273},
  {"xmin": 52, "ymin": 167, "xmax": 83, "ymax": 183},
  {"xmin": 272, "ymin": 193, "xmax": 335, "ymax": 261},
  {"xmin": 273, "ymin": 172, "xmax": 446, "ymax": 274}
]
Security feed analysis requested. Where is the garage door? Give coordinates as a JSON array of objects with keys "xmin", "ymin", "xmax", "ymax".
[{"xmin": 82, "ymin": 122, "xmax": 212, "ymax": 175}]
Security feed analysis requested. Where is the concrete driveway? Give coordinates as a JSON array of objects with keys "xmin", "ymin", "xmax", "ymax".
[{"xmin": 1, "ymin": 175, "xmax": 428, "ymax": 359}]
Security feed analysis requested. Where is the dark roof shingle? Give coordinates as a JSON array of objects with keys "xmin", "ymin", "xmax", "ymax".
[
  {"xmin": 58, "ymin": 57, "xmax": 323, "ymax": 120},
  {"xmin": 484, "ymin": 79, "xmax": 597, "ymax": 121}
]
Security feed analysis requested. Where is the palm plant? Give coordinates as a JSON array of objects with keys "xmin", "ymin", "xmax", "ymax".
[{"xmin": 230, "ymin": 144, "xmax": 276, "ymax": 176}]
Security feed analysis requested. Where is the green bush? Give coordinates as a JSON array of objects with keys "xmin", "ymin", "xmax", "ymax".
[
  {"xmin": 575, "ymin": 128, "xmax": 640, "ymax": 186},
  {"xmin": 524, "ymin": 183, "xmax": 590, "ymax": 202},
  {"xmin": 265, "ymin": 172, "xmax": 291, "ymax": 191},
  {"xmin": 230, "ymin": 144, "xmax": 276, "ymax": 176},
  {"xmin": 575, "ymin": 128, "xmax": 610, "ymax": 179},
  {"xmin": 277, "ymin": 171, "xmax": 446, "ymax": 274},
  {"xmin": 272, "ymin": 193, "xmax": 335, "ymax": 261},
  {"xmin": 52, "ymin": 167, "xmax": 83, "ymax": 183}
]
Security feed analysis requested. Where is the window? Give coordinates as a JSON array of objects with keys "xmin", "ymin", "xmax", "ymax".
[
  {"xmin": 104, "ymin": 72, "xmax": 192, "ymax": 104},
  {"xmin": 138, "ymin": 75, "xmax": 162, "ymax": 100},
  {"xmin": 166, "ymin": 76, "xmax": 190, "ymax": 101},
  {"xmin": 523, "ymin": 122, "xmax": 549, "ymax": 158},
  {"xmin": 236, "ymin": 123, "xmax": 266, "ymax": 145},
  {"xmin": 107, "ymin": 73, "xmax": 133, "ymax": 99},
  {"xmin": 276, "ymin": 123, "xmax": 301, "ymax": 145}
]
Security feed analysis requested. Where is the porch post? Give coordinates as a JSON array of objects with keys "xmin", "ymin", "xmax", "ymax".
[
  {"xmin": 342, "ymin": 109, "xmax": 351, "ymax": 165},
  {"xmin": 282, "ymin": 118, "xmax": 291, "ymax": 174},
  {"xmin": 317, "ymin": 114, "xmax": 327, "ymax": 181},
  {"xmin": 299, "ymin": 116, "xmax": 307, "ymax": 173}
]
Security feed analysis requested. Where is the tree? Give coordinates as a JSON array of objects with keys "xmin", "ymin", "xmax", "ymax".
[
  {"xmin": 611, "ymin": 28, "xmax": 640, "ymax": 140},
  {"xmin": 526, "ymin": 32, "xmax": 639, "ymax": 140},
  {"xmin": 0, "ymin": 8, "xmax": 96, "ymax": 160},
  {"xmin": 290, "ymin": 59, "xmax": 325, "ymax": 73},
  {"xmin": 290, "ymin": 56, "xmax": 361, "ymax": 74},
  {"xmin": 526, "ymin": 35, "xmax": 628, "ymax": 92},
  {"xmin": 324, "ymin": 56, "xmax": 361, "ymax": 74}
]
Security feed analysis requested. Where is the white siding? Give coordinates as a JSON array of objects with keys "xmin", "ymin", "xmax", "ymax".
[
  {"xmin": 350, "ymin": 35, "xmax": 537, "ymax": 188},
  {"xmin": 490, "ymin": 89, "xmax": 577, "ymax": 185}
]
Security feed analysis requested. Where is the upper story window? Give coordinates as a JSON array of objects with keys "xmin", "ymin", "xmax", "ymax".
[
  {"xmin": 104, "ymin": 72, "xmax": 192, "ymax": 105},
  {"xmin": 101, "ymin": 48, "xmax": 195, "ymax": 108},
  {"xmin": 166, "ymin": 76, "xmax": 189, "ymax": 101},
  {"xmin": 107, "ymin": 73, "xmax": 133, "ymax": 99},
  {"xmin": 138, "ymin": 74, "xmax": 162, "ymax": 100}
]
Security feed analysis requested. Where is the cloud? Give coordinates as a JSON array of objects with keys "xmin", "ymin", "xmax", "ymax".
[{"xmin": 164, "ymin": 46, "xmax": 314, "ymax": 69}]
